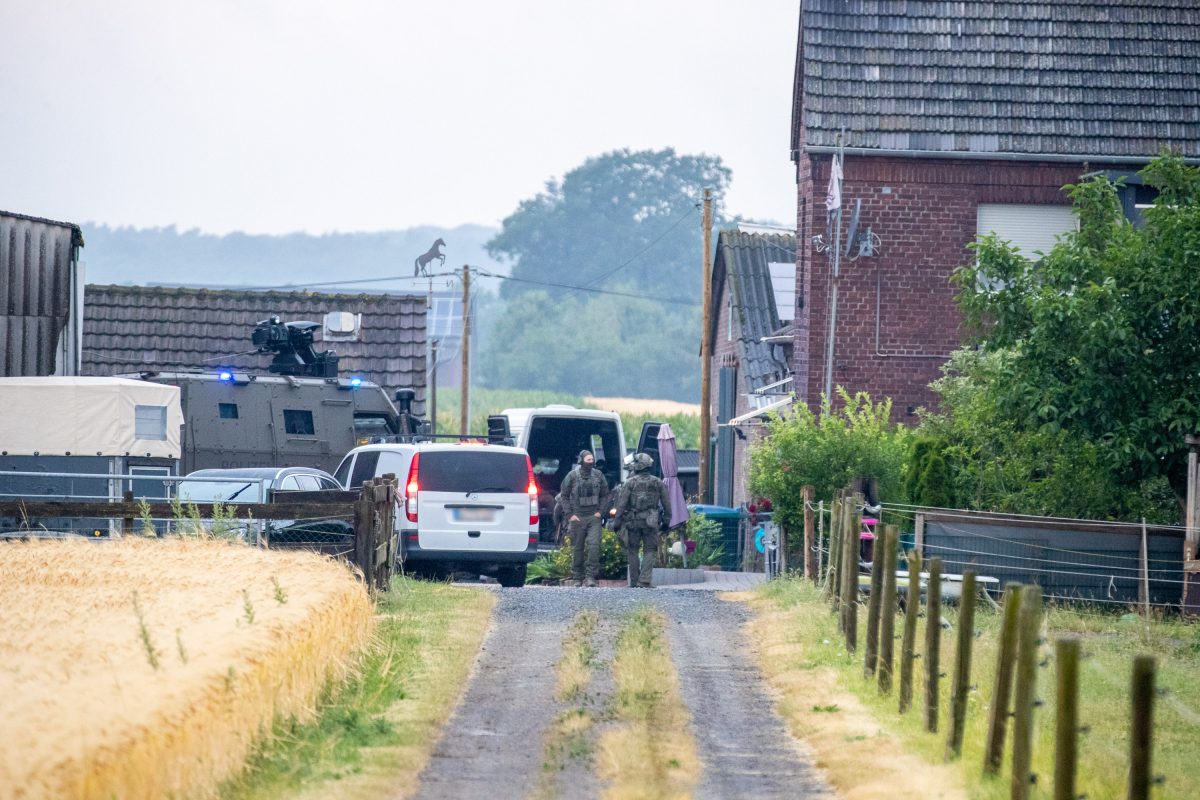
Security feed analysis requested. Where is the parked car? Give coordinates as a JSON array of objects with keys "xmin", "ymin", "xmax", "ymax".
[
  {"xmin": 177, "ymin": 466, "xmax": 354, "ymax": 552},
  {"xmin": 333, "ymin": 441, "xmax": 538, "ymax": 587}
]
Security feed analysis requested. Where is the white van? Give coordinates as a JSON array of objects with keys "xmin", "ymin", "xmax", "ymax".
[
  {"xmin": 332, "ymin": 441, "xmax": 538, "ymax": 587},
  {"xmin": 487, "ymin": 406, "xmax": 662, "ymax": 545}
]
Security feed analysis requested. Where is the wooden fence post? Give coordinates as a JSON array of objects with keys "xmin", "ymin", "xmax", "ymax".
[
  {"xmin": 1054, "ymin": 637, "xmax": 1080, "ymax": 800},
  {"xmin": 878, "ymin": 524, "xmax": 898, "ymax": 694},
  {"xmin": 842, "ymin": 492, "xmax": 862, "ymax": 652},
  {"xmin": 946, "ymin": 571, "xmax": 977, "ymax": 760},
  {"xmin": 899, "ymin": 550, "xmax": 922, "ymax": 713},
  {"xmin": 924, "ymin": 556, "xmax": 943, "ymax": 733},
  {"xmin": 984, "ymin": 584, "xmax": 1023, "ymax": 775},
  {"xmin": 817, "ymin": 499, "xmax": 826, "ymax": 584},
  {"xmin": 1128, "ymin": 655, "xmax": 1156, "ymax": 800},
  {"xmin": 803, "ymin": 485, "xmax": 815, "ymax": 581},
  {"xmin": 828, "ymin": 495, "xmax": 843, "ymax": 609},
  {"xmin": 1011, "ymin": 584, "xmax": 1043, "ymax": 800},
  {"xmin": 122, "ymin": 489, "xmax": 135, "ymax": 536},
  {"xmin": 354, "ymin": 479, "xmax": 376, "ymax": 584},
  {"xmin": 864, "ymin": 521, "xmax": 886, "ymax": 677}
]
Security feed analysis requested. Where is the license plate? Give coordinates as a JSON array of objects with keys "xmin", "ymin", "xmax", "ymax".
[{"xmin": 453, "ymin": 507, "xmax": 496, "ymax": 523}]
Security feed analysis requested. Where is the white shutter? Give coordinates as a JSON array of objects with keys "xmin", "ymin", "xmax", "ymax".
[
  {"xmin": 977, "ymin": 204, "xmax": 1077, "ymax": 259},
  {"xmin": 767, "ymin": 262, "xmax": 796, "ymax": 321}
]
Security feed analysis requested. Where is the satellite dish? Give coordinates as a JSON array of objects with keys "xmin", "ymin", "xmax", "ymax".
[{"xmin": 844, "ymin": 198, "xmax": 862, "ymax": 254}]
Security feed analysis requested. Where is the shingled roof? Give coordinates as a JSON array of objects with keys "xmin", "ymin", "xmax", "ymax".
[
  {"xmin": 81, "ymin": 285, "xmax": 426, "ymax": 401},
  {"xmin": 710, "ymin": 231, "xmax": 796, "ymax": 394},
  {"xmin": 793, "ymin": 0, "xmax": 1200, "ymax": 159}
]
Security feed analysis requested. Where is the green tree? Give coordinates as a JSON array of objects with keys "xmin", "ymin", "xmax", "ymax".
[
  {"xmin": 940, "ymin": 153, "xmax": 1200, "ymax": 520},
  {"xmin": 479, "ymin": 149, "xmax": 731, "ymax": 401},
  {"xmin": 748, "ymin": 389, "xmax": 912, "ymax": 535}
]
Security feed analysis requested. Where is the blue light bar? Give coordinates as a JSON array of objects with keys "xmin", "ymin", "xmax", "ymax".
[
  {"xmin": 350, "ymin": 377, "xmax": 363, "ymax": 387},
  {"xmin": 218, "ymin": 370, "xmax": 234, "ymax": 382}
]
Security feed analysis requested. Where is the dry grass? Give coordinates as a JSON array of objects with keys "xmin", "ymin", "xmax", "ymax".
[
  {"xmin": 534, "ymin": 610, "xmax": 603, "ymax": 800},
  {"xmin": 733, "ymin": 588, "xmax": 965, "ymax": 800},
  {"xmin": 0, "ymin": 537, "xmax": 373, "ymax": 800},
  {"xmin": 584, "ymin": 396, "xmax": 701, "ymax": 417},
  {"xmin": 596, "ymin": 607, "xmax": 699, "ymax": 800}
]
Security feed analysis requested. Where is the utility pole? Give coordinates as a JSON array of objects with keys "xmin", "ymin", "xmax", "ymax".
[
  {"xmin": 698, "ymin": 187, "xmax": 715, "ymax": 504},
  {"xmin": 459, "ymin": 266, "xmax": 471, "ymax": 436}
]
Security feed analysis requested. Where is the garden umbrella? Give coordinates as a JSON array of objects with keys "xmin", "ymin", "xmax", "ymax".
[{"xmin": 656, "ymin": 423, "xmax": 690, "ymax": 530}]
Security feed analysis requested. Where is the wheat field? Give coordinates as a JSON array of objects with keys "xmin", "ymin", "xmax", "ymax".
[{"xmin": 0, "ymin": 537, "xmax": 375, "ymax": 800}]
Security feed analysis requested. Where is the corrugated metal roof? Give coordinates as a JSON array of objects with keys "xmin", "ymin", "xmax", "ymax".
[
  {"xmin": 795, "ymin": 0, "xmax": 1200, "ymax": 158},
  {"xmin": 711, "ymin": 231, "xmax": 797, "ymax": 393},
  {"xmin": 81, "ymin": 284, "xmax": 427, "ymax": 402},
  {"xmin": 1, "ymin": 211, "xmax": 84, "ymax": 376}
]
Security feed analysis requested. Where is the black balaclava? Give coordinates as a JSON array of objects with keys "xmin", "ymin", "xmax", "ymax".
[{"xmin": 579, "ymin": 450, "xmax": 595, "ymax": 475}]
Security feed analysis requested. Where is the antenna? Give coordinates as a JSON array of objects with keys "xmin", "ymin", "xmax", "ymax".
[{"xmin": 844, "ymin": 198, "xmax": 862, "ymax": 255}]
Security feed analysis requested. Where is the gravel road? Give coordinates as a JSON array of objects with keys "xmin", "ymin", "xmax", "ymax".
[{"xmin": 411, "ymin": 585, "xmax": 831, "ymax": 800}]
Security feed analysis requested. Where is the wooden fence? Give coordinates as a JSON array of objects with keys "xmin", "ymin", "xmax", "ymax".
[
  {"xmin": 808, "ymin": 489, "xmax": 1164, "ymax": 800},
  {"xmin": 0, "ymin": 475, "xmax": 398, "ymax": 593}
]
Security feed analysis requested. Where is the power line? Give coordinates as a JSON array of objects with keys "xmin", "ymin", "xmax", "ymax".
[
  {"xmin": 475, "ymin": 269, "xmax": 698, "ymax": 307},
  {"xmin": 578, "ymin": 205, "xmax": 698, "ymax": 289}
]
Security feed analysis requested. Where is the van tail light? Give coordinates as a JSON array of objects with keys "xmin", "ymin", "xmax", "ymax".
[
  {"xmin": 405, "ymin": 452, "xmax": 420, "ymax": 523},
  {"xmin": 526, "ymin": 455, "xmax": 539, "ymax": 527}
]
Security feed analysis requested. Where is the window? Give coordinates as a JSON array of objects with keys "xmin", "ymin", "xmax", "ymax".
[
  {"xmin": 283, "ymin": 409, "xmax": 315, "ymax": 435},
  {"xmin": 349, "ymin": 451, "xmax": 380, "ymax": 488},
  {"xmin": 134, "ymin": 405, "xmax": 168, "ymax": 440},
  {"xmin": 977, "ymin": 204, "xmax": 1077, "ymax": 261},
  {"xmin": 219, "ymin": 403, "xmax": 239, "ymax": 419},
  {"xmin": 280, "ymin": 476, "xmax": 302, "ymax": 491},
  {"xmin": 417, "ymin": 451, "xmax": 528, "ymax": 493}
]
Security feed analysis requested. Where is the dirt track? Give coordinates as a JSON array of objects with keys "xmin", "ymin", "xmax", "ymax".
[{"xmin": 411, "ymin": 586, "xmax": 830, "ymax": 800}]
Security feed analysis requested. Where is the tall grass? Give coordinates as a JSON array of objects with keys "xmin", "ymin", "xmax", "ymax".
[{"xmin": 751, "ymin": 579, "xmax": 1200, "ymax": 800}]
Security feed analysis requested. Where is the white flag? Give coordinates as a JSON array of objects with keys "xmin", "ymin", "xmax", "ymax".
[{"xmin": 825, "ymin": 155, "xmax": 842, "ymax": 212}]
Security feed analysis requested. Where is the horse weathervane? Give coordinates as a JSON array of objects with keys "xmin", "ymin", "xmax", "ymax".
[{"xmin": 414, "ymin": 238, "xmax": 446, "ymax": 277}]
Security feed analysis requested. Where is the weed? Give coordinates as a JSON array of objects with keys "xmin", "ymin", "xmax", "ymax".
[
  {"xmin": 812, "ymin": 704, "xmax": 840, "ymax": 713},
  {"xmin": 175, "ymin": 628, "xmax": 189, "ymax": 665},
  {"xmin": 242, "ymin": 589, "xmax": 256, "ymax": 624},
  {"xmin": 131, "ymin": 591, "xmax": 161, "ymax": 670},
  {"xmin": 272, "ymin": 576, "xmax": 288, "ymax": 605},
  {"xmin": 137, "ymin": 499, "xmax": 157, "ymax": 537}
]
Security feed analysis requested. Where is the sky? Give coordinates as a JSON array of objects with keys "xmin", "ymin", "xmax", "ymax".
[{"xmin": 1, "ymin": 1, "xmax": 799, "ymax": 236}]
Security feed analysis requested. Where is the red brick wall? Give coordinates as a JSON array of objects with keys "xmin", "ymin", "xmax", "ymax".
[
  {"xmin": 708, "ymin": 275, "xmax": 756, "ymax": 506},
  {"xmin": 794, "ymin": 154, "xmax": 1106, "ymax": 422}
]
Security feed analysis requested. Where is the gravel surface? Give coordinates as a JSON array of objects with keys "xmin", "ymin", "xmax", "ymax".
[{"xmin": 411, "ymin": 585, "xmax": 831, "ymax": 800}]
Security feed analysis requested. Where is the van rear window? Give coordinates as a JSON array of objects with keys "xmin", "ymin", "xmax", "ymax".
[{"xmin": 419, "ymin": 451, "xmax": 527, "ymax": 493}]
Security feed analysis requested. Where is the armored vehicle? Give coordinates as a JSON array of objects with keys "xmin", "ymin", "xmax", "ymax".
[{"xmin": 121, "ymin": 317, "xmax": 405, "ymax": 474}]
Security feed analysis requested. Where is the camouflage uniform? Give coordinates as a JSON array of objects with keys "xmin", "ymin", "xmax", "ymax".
[
  {"xmin": 613, "ymin": 453, "xmax": 672, "ymax": 588},
  {"xmin": 560, "ymin": 450, "xmax": 609, "ymax": 586}
]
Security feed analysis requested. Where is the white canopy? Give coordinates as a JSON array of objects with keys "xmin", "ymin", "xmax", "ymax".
[{"xmin": 0, "ymin": 377, "xmax": 182, "ymax": 458}]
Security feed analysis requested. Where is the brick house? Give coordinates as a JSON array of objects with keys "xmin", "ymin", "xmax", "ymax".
[
  {"xmin": 790, "ymin": 1, "xmax": 1200, "ymax": 419},
  {"xmin": 707, "ymin": 229, "xmax": 796, "ymax": 506},
  {"xmin": 81, "ymin": 284, "xmax": 427, "ymax": 411}
]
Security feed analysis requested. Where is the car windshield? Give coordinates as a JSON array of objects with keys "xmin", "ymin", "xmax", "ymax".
[{"xmin": 177, "ymin": 479, "xmax": 267, "ymax": 503}]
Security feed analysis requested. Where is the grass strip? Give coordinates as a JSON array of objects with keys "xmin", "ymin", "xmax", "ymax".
[
  {"xmin": 220, "ymin": 577, "xmax": 495, "ymax": 800},
  {"xmin": 596, "ymin": 607, "xmax": 699, "ymax": 800},
  {"xmin": 534, "ymin": 610, "xmax": 603, "ymax": 799},
  {"xmin": 745, "ymin": 579, "xmax": 1200, "ymax": 800}
]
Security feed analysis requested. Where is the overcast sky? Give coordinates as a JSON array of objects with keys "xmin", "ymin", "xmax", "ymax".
[{"xmin": 1, "ymin": 1, "xmax": 799, "ymax": 235}]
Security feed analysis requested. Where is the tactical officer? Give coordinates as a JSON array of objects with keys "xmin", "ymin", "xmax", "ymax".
[
  {"xmin": 560, "ymin": 449, "xmax": 609, "ymax": 587},
  {"xmin": 613, "ymin": 452, "xmax": 672, "ymax": 588}
]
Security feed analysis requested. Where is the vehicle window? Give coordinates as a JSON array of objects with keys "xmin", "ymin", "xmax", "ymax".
[
  {"xmin": 419, "ymin": 451, "xmax": 527, "ymax": 493},
  {"xmin": 348, "ymin": 451, "xmax": 380, "ymax": 488},
  {"xmin": 283, "ymin": 409, "xmax": 315, "ymax": 435},
  {"xmin": 377, "ymin": 450, "xmax": 409, "ymax": 482},
  {"xmin": 279, "ymin": 476, "xmax": 302, "ymax": 491},
  {"xmin": 333, "ymin": 455, "xmax": 353, "ymax": 487},
  {"xmin": 219, "ymin": 403, "xmax": 239, "ymax": 419},
  {"xmin": 532, "ymin": 456, "xmax": 559, "ymax": 476},
  {"xmin": 354, "ymin": 413, "xmax": 397, "ymax": 439},
  {"xmin": 177, "ymin": 479, "xmax": 265, "ymax": 503},
  {"xmin": 317, "ymin": 476, "xmax": 340, "ymax": 490},
  {"xmin": 294, "ymin": 475, "xmax": 322, "ymax": 491}
]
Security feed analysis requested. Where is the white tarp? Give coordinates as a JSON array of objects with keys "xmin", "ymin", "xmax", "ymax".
[{"xmin": 0, "ymin": 377, "xmax": 182, "ymax": 458}]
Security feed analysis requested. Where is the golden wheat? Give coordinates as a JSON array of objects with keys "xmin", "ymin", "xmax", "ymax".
[{"xmin": 0, "ymin": 537, "xmax": 374, "ymax": 800}]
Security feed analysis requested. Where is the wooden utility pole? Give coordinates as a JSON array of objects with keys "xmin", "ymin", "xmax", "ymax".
[
  {"xmin": 698, "ymin": 187, "xmax": 715, "ymax": 503},
  {"xmin": 459, "ymin": 266, "xmax": 471, "ymax": 435}
]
